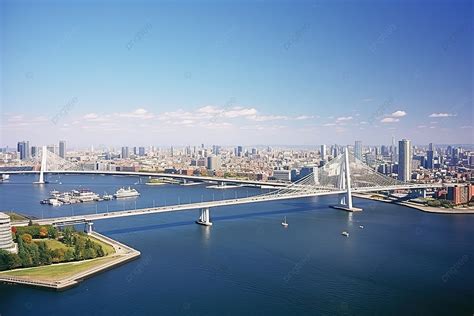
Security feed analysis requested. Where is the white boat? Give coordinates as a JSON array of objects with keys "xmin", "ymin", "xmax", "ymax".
[
  {"xmin": 48, "ymin": 198, "xmax": 62, "ymax": 206},
  {"xmin": 114, "ymin": 187, "xmax": 140, "ymax": 199},
  {"xmin": 102, "ymin": 193, "xmax": 113, "ymax": 200},
  {"xmin": 341, "ymin": 231, "xmax": 349, "ymax": 237},
  {"xmin": 1, "ymin": 174, "xmax": 10, "ymax": 181},
  {"xmin": 73, "ymin": 189, "xmax": 100, "ymax": 202},
  {"xmin": 50, "ymin": 190, "xmax": 61, "ymax": 197},
  {"xmin": 359, "ymin": 225, "xmax": 364, "ymax": 229},
  {"xmin": 281, "ymin": 216, "xmax": 288, "ymax": 227}
]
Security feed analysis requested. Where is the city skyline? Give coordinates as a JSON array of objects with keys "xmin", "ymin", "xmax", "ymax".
[{"xmin": 1, "ymin": 0, "xmax": 472, "ymax": 146}]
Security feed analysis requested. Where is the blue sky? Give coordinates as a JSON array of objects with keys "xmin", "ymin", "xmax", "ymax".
[{"xmin": 1, "ymin": 0, "xmax": 472, "ymax": 147}]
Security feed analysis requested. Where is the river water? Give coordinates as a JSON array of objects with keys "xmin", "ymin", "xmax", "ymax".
[{"xmin": 0, "ymin": 174, "xmax": 472, "ymax": 315}]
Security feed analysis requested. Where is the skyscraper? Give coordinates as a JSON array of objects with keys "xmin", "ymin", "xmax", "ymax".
[
  {"xmin": 426, "ymin": 143, "xmax": 434, "ymax": 169},
  {"xmin": 398, "ymin": 139, "xmax": 411, "ymax": 181},
  {"xmin": 17, "ymin": 141, "xmax": 28, "ymax": 160},
  {"xmin": 59, "ymin": 140, "xmax": 66, "ymax": 158},
  {"xmin": 138, "ymin": 147, "xmax": 146, "ymax": 156},
  {"xmin": 320, "ymin": 144, "xmax": 326, "ymax": 161},
  {"xmin": 121, "ymin": 146, "xmax": 129, "ymax": 159},
  {"xmin": 354, "ymin": 140, "xmax": 362, "ymax": 160}
]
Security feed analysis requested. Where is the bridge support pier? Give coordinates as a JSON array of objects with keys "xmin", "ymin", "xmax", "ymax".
[
  {"xmin": 33, "ymin": 145, "xmax": 47, "ymax": 184},
  {"xmin": 331, "ymin": 147, "xmax": 362, "ymax": 212},
  {"xmin": 196, "ymin": 208, "xmax": 212, "ymax": 226},
  {"xmin": 85, "ymin": 222, "xmax": 94, "ymax": 234}
]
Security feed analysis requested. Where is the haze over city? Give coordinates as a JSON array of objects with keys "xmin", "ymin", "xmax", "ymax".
[{"xmin": 1, "ymin": 0, "xmax": 472, "ymax": 146}]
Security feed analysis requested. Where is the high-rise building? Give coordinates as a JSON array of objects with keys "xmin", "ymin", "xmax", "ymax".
[
  {"xmin": 320, "ymin": 144, "xmax": 327, "ymax": 161},
  {"xmin": 426, "ymin": 143, "xmax": 434, "ymax": 169},
  {"xmin": 31, "ymin": 146, "xmax": 38, "ymax": 157},
  {"xmin": 138, "ymin": 147, "xmax": 146, "ymax": 156},
  {"xmin": 59, "ymin": 140, "xmax": 66, "ymax": 158},
  {"xmin": 207, "ymin": 156, "xmax": 220, "ymax": 171},
  {"xmin": 354, "ymin": 140, "xmax": 362, "ymax": 160},
  {"xmin": 398, "ymin": 139, "xmax": 411, "ymax": 181},
  {"xmin": 236, "ymin": 146, "xmax": 243, "ymax": 157},
  {"xmin": 17, "ymin": 141, "xmax": 28, "ymax": 160},
  {"xmin": 121, "ymin": 146, "xmax": 129, "ymax": 159}
]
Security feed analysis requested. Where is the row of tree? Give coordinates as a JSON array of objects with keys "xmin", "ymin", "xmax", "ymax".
[{"xmin": 0, "ymin": 227, "xmax": 106, "ymax": 271}]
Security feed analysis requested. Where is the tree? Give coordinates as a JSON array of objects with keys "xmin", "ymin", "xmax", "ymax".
[
  {"xmin": 38, "ymin": 242, "xmax": 52, "ymax": 265},
  {"xmin": 21, "ymin": 233, "xmax": 33, "ymax": 244},
  {"xmin": 39, "ymin": 227, "xmax": 48, "ymax": 238},
  {"xmin": 28, "ymin": 219, "xmax": 33, "ymax": 226},
  {"xmin": 63, "ymin": 227, "xmax": 75, "ymax": 246},
  {"xmin": 47, "ymin": 226, "xmax": 58, "ymax": 239}
]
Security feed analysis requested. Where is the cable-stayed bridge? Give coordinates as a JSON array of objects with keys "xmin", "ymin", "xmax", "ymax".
[{"xmin": 7, "ymin": 147, "xmax": 443, "ymax": 229}]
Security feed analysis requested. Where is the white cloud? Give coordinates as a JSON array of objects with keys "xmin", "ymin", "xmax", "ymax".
[
  {"xmin": 223, "ymin": 107, "xmax": 258, "ymax": 118},
  {"xmin": 336, "ymin": 116, "xmax": 353, "ymax": 122},
  {"xmin": 323, "ymin": 123, "xmax": 337, "ymax": 126},
  {"xmin": 429, "ymin": 113, "xmax": 457, "ymax": 118},
  {"xmin": 391, "ymin": 110, "xmax": 407, "ymax": 117},
  {"xmin": 295, "ymin": 115, "xmax": 315, "ymax": 120},
  {"xmin": 248, "ymin": 115, "xmax": 288, "ymax": 122},
  {"xmin": 83, "ymin": 113, "xmax": 98, "ymax": 120},
  {"xmin": 380, "ymin": 117, "xmax": 400, "ymax": 123}
]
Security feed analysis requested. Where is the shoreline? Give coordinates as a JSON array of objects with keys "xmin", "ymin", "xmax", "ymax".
[
  {"xmin": 0, "ymin": 231, "xmax": 140, "ymax": 290},
  {"xmin": 353, "ymin": 193, "xmax": 474, "ymax": 214}
]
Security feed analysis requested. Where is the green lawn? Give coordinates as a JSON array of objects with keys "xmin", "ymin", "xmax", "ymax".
[
  {"xmin": 87, "ymin": 236, "xmax": 115, "ymax": 255},
  {"xmin": 35, "ymin": 239, "xmax": 70, "ymax": 251},
  {"xmin": 0, "ymin": 256, "xmax": 119, "ymax": 281}
]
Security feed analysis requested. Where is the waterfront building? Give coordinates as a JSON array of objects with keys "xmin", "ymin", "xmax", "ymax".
[
  {"xmin": 207, "ymin": 155, "xmax": 220, "ymax": 171},
  {"xmin": 272, "ymin": 169, "xmax": 291, "ymax": 182},
  {"xmin": 0, "ymin": 212, "xmax": 17, "ymax": 253},
  {"xmin": 355, "ymin": 140, "xmax": 362, "ymax": 160},
  {"xmin": 398, "ymin": 139, "xmax": 411, "ymax": 181},
  {"xmin": 59, "ymin": 140, "xmax": 66, "ymax": 158}
]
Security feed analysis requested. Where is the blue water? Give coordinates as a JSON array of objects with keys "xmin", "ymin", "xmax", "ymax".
[{"xmin": 0, "ymin": 175, "xmax": 473, "ymax": 315}]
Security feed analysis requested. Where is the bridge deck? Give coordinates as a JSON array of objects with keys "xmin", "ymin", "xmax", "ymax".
[{"xmin": 26, "ymin": 183, "xmax": 442, "ymax": 226}]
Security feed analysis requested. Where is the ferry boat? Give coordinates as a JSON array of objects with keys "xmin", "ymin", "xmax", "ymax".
[
  {"xmin": 114, "ymin": 187, "xmax": 140, "ymax": 199},
  {"xmin": 73, "ymin": 189, "xmax": 100, "ymax": 202}
]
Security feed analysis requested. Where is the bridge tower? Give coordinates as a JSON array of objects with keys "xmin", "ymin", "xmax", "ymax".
[
  {"xmin": 34, "ymin": 145, "xmax": 47, "ymax": 184},
  {"xmin": 85, "ymin": 222, "xmax": 94, "ymax": 234},
  {"xmin": 196, "ymin": 207, "xmax": 212, "ymax": 226},
  {"xmin": 332, "ymin": 147, "xmax": 362, "ymax": 212}
]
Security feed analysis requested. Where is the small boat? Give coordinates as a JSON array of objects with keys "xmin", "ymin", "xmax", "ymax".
[
  {"xmin": 102, "ymin": 193, "xmax": 113, "ymax": 200},
  {"xmin": 281, "ymin": 216, "xmax": 288, "ymax": 227},
  {"xmin": 341, "ymin": 231, "xmax": 349, "ymax": 237},
  {"xmin": 359, "ymin": 225, "xmax": 364, "ymax": 229}
]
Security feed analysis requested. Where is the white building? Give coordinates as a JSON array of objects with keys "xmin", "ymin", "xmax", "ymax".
[
  {"xmin": 0, "ymin": 212, "xmax": 17, "ymax": 253},
  {"xmin": 398, "ymin": 139, "xmax": 411, "ymax": 181}
]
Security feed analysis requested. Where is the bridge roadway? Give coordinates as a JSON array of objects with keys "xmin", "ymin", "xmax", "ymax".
[
  {"xmin": 1, "ymin": 170, "xmax": 288, "ymax": 188},
  {"xmin": 26, "ymin": 183, "xmax": 442, "ymax": 226}
]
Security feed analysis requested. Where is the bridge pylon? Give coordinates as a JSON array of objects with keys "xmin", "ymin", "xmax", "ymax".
[
  {"xmin": 196, "ymin": 207, "xmax": 212, "ymax": 226},
  {"xmin": 331, "ymin": 147, "xmax": 362, "ymax": 212},
  {"xmin": 85, "ymin": 222, "xmax": 94, "ymax": 234},
  {"xmin": 33, "ymin": 146, "xmax": 47, "ymax": 184}
]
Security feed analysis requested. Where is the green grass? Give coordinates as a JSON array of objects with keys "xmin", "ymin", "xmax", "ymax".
[
  {"xmin": 35, "ymin": 239, "xmax": 71, "ymax": 251},
  {"xmin": 87, "ymin": 236, "xmax": 115, "ymax": 255},
  {"xmin": 0, "ymin": 256, "xmax": 119, "ymax": 281}
]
